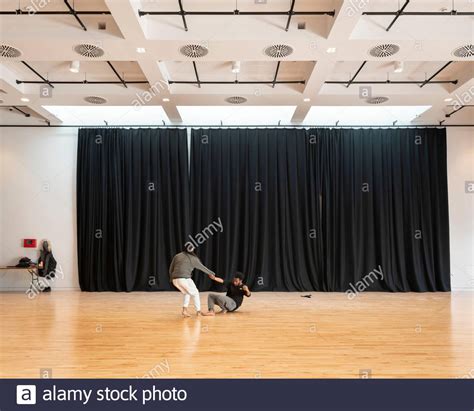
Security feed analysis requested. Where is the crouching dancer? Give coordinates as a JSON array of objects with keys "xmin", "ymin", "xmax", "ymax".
[{"xmin": 202, "ymin": 272, "xmax": 251, "ymax": 315}]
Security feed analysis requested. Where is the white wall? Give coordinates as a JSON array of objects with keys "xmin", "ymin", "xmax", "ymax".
[
  {"xmin": 0, "ymin": 126, "xmax": 472, "ymax": 291},
  {"xmin": 0, "ymin": 127, "xmax": 78, "ymax": 290},
  {"xmin": 447, "ymin": 127, "xmax": 474, "ymax": 290}
]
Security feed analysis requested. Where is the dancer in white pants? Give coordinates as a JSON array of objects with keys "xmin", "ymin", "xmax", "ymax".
[{"xmin": 169, "ymin": 245, "xmax": 220, "ymax": 317}]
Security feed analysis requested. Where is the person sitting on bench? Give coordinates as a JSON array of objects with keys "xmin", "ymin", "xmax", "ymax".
[{"xmin": 203, "ymin": 272, "xmax": 251, "ymax": 315}]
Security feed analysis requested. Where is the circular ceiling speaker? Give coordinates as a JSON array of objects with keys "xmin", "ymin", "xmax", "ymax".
[
  {"xmin": 452, "ymin": 44, "xmax": 473, "ymax": 58},
  {"xmin": 368, "ymin": 43, "xmax": 400, "ymax": 58},
  {"xmin": 264, "ymin": 44, "xmax": 294, "ymax": 58},
  {"xmin": 225, "ymin": 96, "xmax": 247, "ymax": 105},
  {"xmin": 84, "ymin": 96, "xmax": 107, "ymax": 105},
  {"xmin": 0, "ymin": 44, "xmax": 22, "ymax": 58},
  {"xmin": 179, "ymin": 44, "xmax": 209, "ymax": 58},
  {"xmin": 74, "ymin": 43, "xmax": 105, "ymax": 58},
  {"xmin": 366, "ymin": 96, "xmax": 389, "ymax": 105}
]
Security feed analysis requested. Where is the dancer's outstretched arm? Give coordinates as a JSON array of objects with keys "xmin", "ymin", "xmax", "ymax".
[
  {"xmin": 190, "ymin": 255, "xmax": 215, "ymax": 276},
  {"xmin": 208, "ymin": 274, "xmax": 224, "ymax": 284}
]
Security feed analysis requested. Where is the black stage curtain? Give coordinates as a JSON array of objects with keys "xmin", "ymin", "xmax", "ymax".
[
  {"xmin": 77, "ymin": 128, "xmax": 190, "ymax": 291},
  {"xmin": 190, "ymin": 128, "xmax": 450, "ymax": 292}
]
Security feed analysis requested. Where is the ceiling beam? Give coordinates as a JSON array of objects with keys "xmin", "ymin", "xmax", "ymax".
[
  {"xmin": 104, "ymin": 0, "xmax": 182, "ymax": 123},
  {"xmin": 291, "ymin": 0, "xmax": 362, "ymax": 123}
]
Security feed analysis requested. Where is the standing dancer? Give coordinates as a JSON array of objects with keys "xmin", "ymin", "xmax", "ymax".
[{"xmin": 169, "ymin": 245, "xmax": 218, "ymax": 317}]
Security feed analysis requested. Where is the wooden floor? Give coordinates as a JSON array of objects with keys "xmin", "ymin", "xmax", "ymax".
[{"xmin": 0, "ymin": 291, "xmax": 472, "ymax": 378}]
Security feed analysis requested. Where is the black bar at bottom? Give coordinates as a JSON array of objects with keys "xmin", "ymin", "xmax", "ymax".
[{"xmin": 1, "ymin": 379, "xmax": 473, "ymax": 410}]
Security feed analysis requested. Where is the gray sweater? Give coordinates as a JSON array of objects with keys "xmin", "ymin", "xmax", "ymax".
[{"xmin": 169, "ymin": 252, "xmax": 215, "ymax": 280}]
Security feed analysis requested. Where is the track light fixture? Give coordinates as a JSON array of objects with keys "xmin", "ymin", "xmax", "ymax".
[
  {"xmin": 394, "ymin": 61, "xmax": 404, "ymax": 73},
  {"xmin": 69, "ymin": 61, "xmax": 80, "ymax": 73},
  {"xmin": 231, "ymin": 61, "xmax": 241, "ymax": 74}
]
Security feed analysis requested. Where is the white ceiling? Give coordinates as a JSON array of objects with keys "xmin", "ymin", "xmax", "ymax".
[{"xmin": 0, "ymin": 0, "xmax": 472, "ymax": 126}]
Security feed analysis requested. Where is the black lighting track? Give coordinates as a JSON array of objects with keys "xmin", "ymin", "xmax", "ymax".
[
  {"xmin": 419, "ymin": 61, "xmax": 453, "ymax": 88},
  {"xmin": 168, "ymin": 80, "xmax": 305, "ymax": 85},
  {"xmin": 0, "ymin": 1, "xmax": 111, "ymax": 31},
  {"xmin": 138, "ymin": 0, "xmax": 335, "ymax": 31},
  {"xmin": 445, "ymin": 105, "xmax": 474, "ymax": 118},
  {"xmin": 327, "ymin": 80, "xmax": 457, "ymax": 86},
  {"xmin": 192, "ymin": 62, "xmax": 201, "ymax": 88},
  {"xmin": 345, "ymin": 61, "xmax": 367, "ymax": 88},
  {"xmin": 106, "ymin": 61, "xmax": 127, "ymax": 88},
  {"xmin": 1, "ymin": 106, "xmax": 31, "ymax": 117},
  {"xmin": 363, "ymin": 0, "xmax": 474, "ymax": 32},
  {"xmin": 21, "ymin": 61, "xmax": 54, "ymax": 88},
  {"xmin": 385, "ymin": 0, "xmax": 410, "ymax": 32},
  {"xmin": 16, "ymin": 80, "xmax": 148, "ymax": 85},
  {"xmin": 17, "ymin": 60, "xmax": 147, "ymax": 87},
  {"xmin": 331, "ymin": 61, "xmax": 457, "ymax": 88},
  {"xmin": 171, "ymin": 60, "xmax": 303, "ymax": 86},
  {"xmin": 272, "ymin": 62, "xmax": 281, "ymax": 88}
]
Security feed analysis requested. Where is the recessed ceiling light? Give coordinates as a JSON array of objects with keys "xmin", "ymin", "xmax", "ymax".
[
  {"xmin": 162, "ymin": 98, "xmax": 170, "ymax": 102},
  {"xmin": 69, "ymin": 60, "xmax": 80, "ymax": 73},
  {"xmin": 444, "ymin": 97, "xmax": 453, "ymax": 102},
  {"xmin": 304, "ymin": 98, "xmax": 311, "ymax": 102},
  {"xmin": 326, "ymin": 47, "xmax": 337, "ymax": 54},
  {"xmin": 20, "ymin": 97, "xmax": 30, "ymax": 102},
  {"xmin": 136, "ymin": 47, "xmax": 146, "ymax": 53}
]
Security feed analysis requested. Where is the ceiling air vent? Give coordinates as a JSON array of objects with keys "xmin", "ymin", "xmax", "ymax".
[
  {"xmin": 452, "ymin": 44, "xmax": 473, "ymax": 58},
  {"xmin": 84, "ymin": 96, "xmax": 107, "ymax": 105},
  {"xmin": 368, "ymin": 43, "xmax": 400, "ymax": 58},
  {"xmin": 225, "ymin": 96, "xmax": 247, "ymax": 105},
  {"xmin": 264, "ymin": 44, "xmax": 293, "ymax": 58},
  {"xmin": 74, "ymin": 43, "xmax": 105, "ymax": 58},
  {"xmin": 366, "ymin": 96, "xmax": 389, "ymax": 105},
  {"xmin": 0, "ymin": 44, "xmax": 22, "ymax": 58},
  {"xmin": 179, "ymin": 44, "xmax": 209, "ymax": 58}
]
